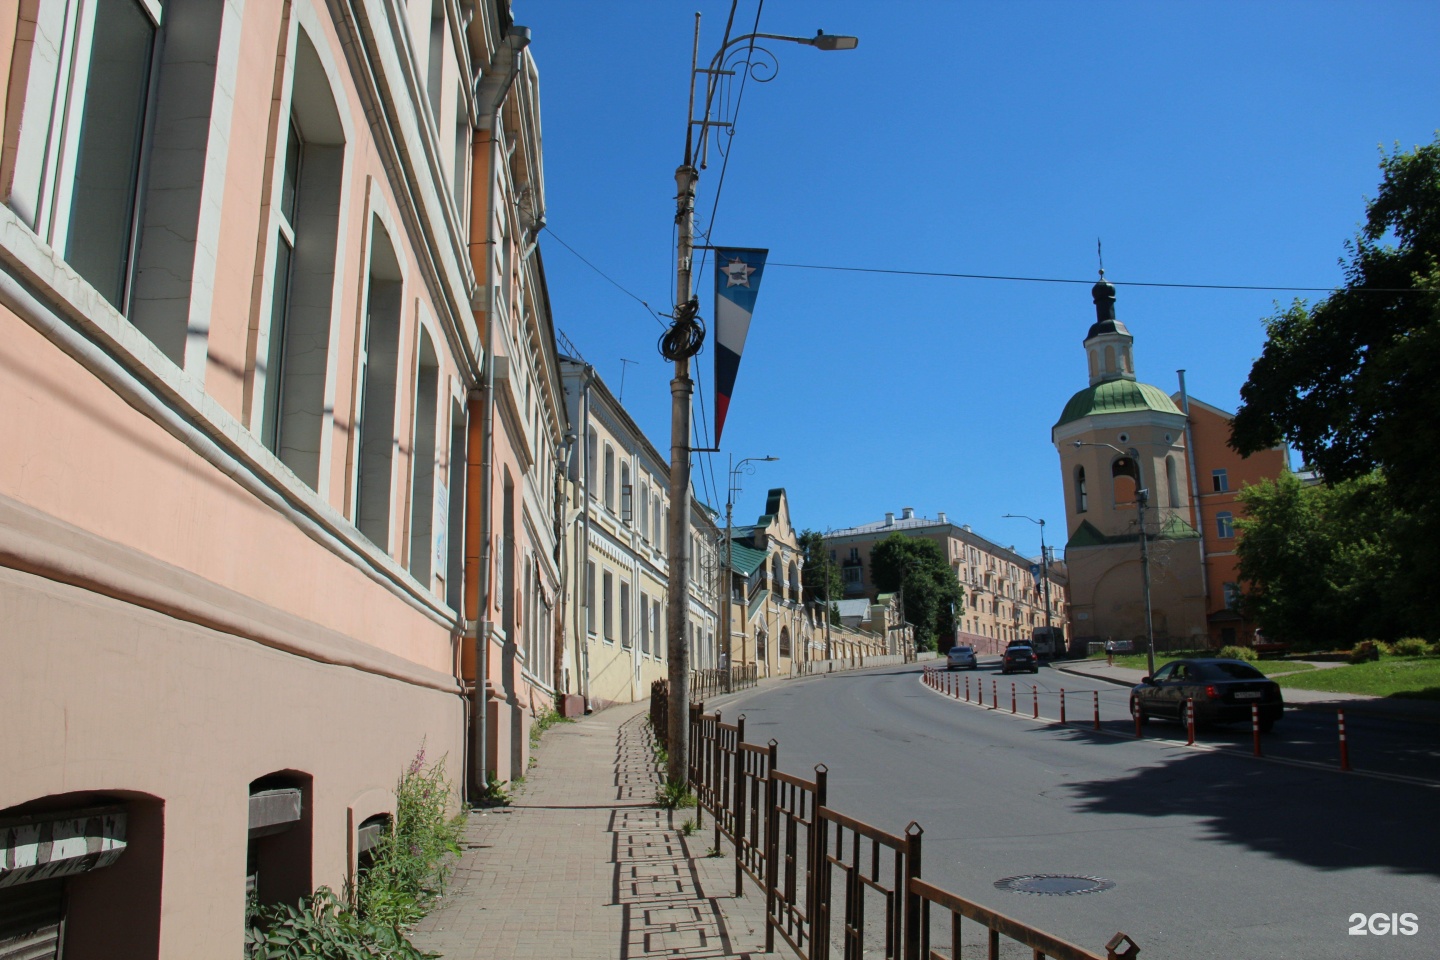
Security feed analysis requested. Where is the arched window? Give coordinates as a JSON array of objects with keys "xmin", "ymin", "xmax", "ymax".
[
  {"xmin": 409, "ymin": 327, "xmax": 440, "ymax": 583},
  {"xmin": 772, "ymin": 555, "xmax": 783, "ymax": 596},
  {"xmin": 756, "ymin": 629, "xmax": 768, "ymax": 661},
  {"xmin": 586, "ymin": 427, "xmax": 598, "ymax": 494},
  {"xmin": 788, "ymin": 561, "xmax": 801, "ymax": 601},
  {"xmin": 1088, "ymin": 349, "xmax": 1099, "ymax": 379},
  {"xmin": 354, "ymin": 219, "xmax": 402, "ymax": 550},
  {"xmin": 1103, "ymin": 345, "xmax": 1116, "ymax": 375},
  {"xmin": 603, "ymin": 445, "xmax": 615, "ymax": 510},
  {"xmin": 1112, "ymin": 456, "xmax": 1140, "ymax": 508},
  {"xmin": 638, "ymin": 482, "xmax": 649, "ymax": 541},
  {"xmin": 1166, "ymin": 455, "xmax": 1180, "ymax": 508},
  {"xmin": 779, "ymin": 626, "xmax": 792, "ymax": 659},
  {"xmin": 1074, "ymin": 466, "xmax": 1088, "ymax": 513}
]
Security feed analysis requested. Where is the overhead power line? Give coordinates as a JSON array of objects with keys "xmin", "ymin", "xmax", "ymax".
[{"xmin": 767, "ymin": 261, "xmax": 1430, "ymax": 294}]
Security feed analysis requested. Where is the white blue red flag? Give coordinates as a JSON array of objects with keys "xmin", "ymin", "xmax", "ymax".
[{"xmin": 713, "ymin": 247, "xmax": 769, "ymax": 444}]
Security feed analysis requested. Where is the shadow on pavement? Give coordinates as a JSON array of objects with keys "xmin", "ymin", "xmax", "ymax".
[{"xmin": 1061, "ymin": 742, "xmax": 1440, "ymax": 879}]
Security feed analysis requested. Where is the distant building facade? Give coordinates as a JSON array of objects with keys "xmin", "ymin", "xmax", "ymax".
[
  {"xmin": 823, "ymin": 508, "xmax": 1066, "ymax": 655},
  {"xmin": 1051, "ymin": 280, "xmax": 1285, "ymax": 651}
]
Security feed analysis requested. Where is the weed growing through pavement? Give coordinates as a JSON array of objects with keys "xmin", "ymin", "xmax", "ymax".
[{"xmin": 656, "ymin": 777, "xmax": 697, "ymax": 810}]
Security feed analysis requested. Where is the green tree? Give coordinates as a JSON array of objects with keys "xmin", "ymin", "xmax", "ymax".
[
  {"xmin": 799, "ymin": 529, "xmax": 843, "ymax": 625},
  {"xmin": 1236, "ymin": 471, "xmax": 1418, "ymax": 646},
  {"xmin": 1231, "ymin": 136, "xmax": 1440, "ymax": 516},
  {"xmin": 870, "ymin": 534, "xmax": 963, "ymax": 652}
]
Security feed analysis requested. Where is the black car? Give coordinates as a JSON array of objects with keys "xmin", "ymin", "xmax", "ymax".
[
  {"xmin": 1129, "ymin": 658, "xmax": 1284, "ymax": 731},
  {"xmin": 1001, "ymin": 645, "xmax": 1038, "ymax": 674}
]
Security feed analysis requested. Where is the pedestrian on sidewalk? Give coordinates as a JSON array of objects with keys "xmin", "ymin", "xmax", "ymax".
[{"xmin": 1105, "ymin": 638, "xmax": 1115, "ymax": 666}]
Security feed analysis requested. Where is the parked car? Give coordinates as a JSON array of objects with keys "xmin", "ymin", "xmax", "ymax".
[
  {"xmin": 1129, "ymin": 658, "xmax": 1284, "ymax": 731},
  {"xmin": 1001, "ymin": 645, "xmax": 1038, "ymax": 674},
  {"xmin": 946, "ymin": 645, "xmax": 978, "ymax": 671}
]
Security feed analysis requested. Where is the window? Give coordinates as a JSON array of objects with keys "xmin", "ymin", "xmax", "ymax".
[
  {"xmin": 1212, "ymin": 469, "xmax": 1229, "ymax": 493},
  {"xmin": 638, "ymin": 482, "xmax": 649, "ymax": 541},
  {"xmin": 586, "ymin": 561, "xmax": 596, "ymax": 635},
  {"xmin": 1074, "ymin": 466, "xmax": 1088, "ymax": 513},
  {"xmin": 652, "ymin": 599, "xmax": 662, "ymax": 659},
  {"xmin": 586, "ymin": 428, "xmax": 598, "ymax": 494},
  {"xmin": 756, "ymin": 630, "xmax": 767, "ymax": 661},
  {"xmin": 355, "ymin": 220, "xmax": 403, "ymax": 549},
  {"xmin": 1111, "ymin": 456, "xmax": 1139, "ymax": 508},
  {"xmin": 1223, "ymin": 582, "xmax": 1241, "ymax": 610},
  {"xmin": 620, "ymin": 463, "xmax": 632, "ymax": 523},
  {"xmin": 257, "ymin": 31, "xmax": 346, "ymax": 489},
  {"xmin": 1216, "ymin": 511, "xmax": 1234, "ymax": 539},
  {"xmin": 619, "ymin": 581, "xmax": 631, "ymax": 648},
  {"xmin": 779, "ymin": 627, "xmax": 791, "ymax": 659},
  {"xmin": 639, "ymin": 591, "xmax": 650, "ymax": 655},
  {"xmin": 1166, "ymin": 456, "xmax": 1180, "ymax": 507},
  {"xmin": 408, "ymin": 328, "xmax": 440, "ymax": 583},
  {"xmin": 602, "ymin": 571, "xmax": 613, "ymax": 641},
  {"xmin": 603, "ymin": 445, "xmax": 615, "ymax": 510}
]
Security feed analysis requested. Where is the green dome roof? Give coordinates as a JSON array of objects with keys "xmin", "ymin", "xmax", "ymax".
[{"xmin": 1054, "ymin": 379, "xmax": 1182, "ymax": 428}]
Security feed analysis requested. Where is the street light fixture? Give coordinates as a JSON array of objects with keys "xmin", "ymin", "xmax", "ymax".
[
  {"xmin": 724, "ymin": 455, "xmax": 777, "ymax": 689},
  {"xmin": 1002, "ymin": 513, "xmax": 1053, "ymax": 649},
  {"xmin": 662, "ymin": 16, "xmax": 856, "ymax": 786},
  {"xmin": 1073, "ymin": 440, "xmax": 1157, "ymax": 677}
]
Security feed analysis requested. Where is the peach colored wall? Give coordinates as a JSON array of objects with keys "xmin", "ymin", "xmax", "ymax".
[
  {"xmin": 0, "ymin": 306, "xmax": 453, "ymax": 674},
  {"xmin": 0, "ymin": 565, "xmax": 462, "ymax": 958},
  {"xmin": 1187, "ymin": 402, "xmax": 1287, "ymax": 638}
]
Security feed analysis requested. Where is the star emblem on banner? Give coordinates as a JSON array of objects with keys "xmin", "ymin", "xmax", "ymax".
[{"xmin": 723, "ymin": 256, "xmax": 755, "ymax": 287}]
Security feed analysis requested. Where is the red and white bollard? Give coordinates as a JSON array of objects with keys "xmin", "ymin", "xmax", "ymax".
[
  {"xmin": 1032, "ymin": 685, "xmax": 1039, "ymax": 719},
  {"xmin": 1251, "ymin": 703, "xmax": 1263, "ymax": 757},
  {"xmin": 1059, "ymin": 688, "xmax": 1067, "ymax": 724},
  {"xmin": 1093, "ymin": 690, "xmax": 1101, "ymax": 731},
  {"xmin": 1338, "ymin": 708, "xmax": 1351, "ymax": 772},
  {"xmin": 1134, "ymin": 703, "xmax": 1143, "ymax": 738},
  {"xmin": 965, "ymin": 676, "xmax": 971, "ymax": 702},
  {"xmin": 1186, "ymin": 698, "xmax": 1196, "ymax": 745}
]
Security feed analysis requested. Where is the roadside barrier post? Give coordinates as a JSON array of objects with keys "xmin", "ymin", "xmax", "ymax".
[
  {"xmin": 1134, "ymin": 704, "xmax": 1143, "ymax": 738},
  {"xmin": 1251, "ymin": 703, "xmax": 1262, "ymax": 757},
  {"xmin": 1032, "ymin": 685, "xmax": 1038, "ymax": 719},
  {"xmin": 991, "ymin": 679, "xmax": 998, "ymax": 710},
  {"xmin": 1059, "ymin": 688, "xmax": 1066, "ymax": 724},
  {"xmin": 1093, "ymin": 690, "xmax": 1100, "ymax": 731},
  {"xmin": 965, "ymin": 676, "xmax": 971, "ymax": 702},
  {"xmin": 1338, "ymin": 708, "xmax": 1351, "ymax": 771},
  {"xmin": 1186, "ymin": 698, "xmax": 1195, "ymax": 745},
  {"xmin": 1011, "ymin": 682, "xmax": 1017, "ymax": 714}
]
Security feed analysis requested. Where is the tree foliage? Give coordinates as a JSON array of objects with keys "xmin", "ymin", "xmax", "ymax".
[
  {"xmin": 1235, "ymin": 471, "xmax": 1423, "ymax": 646},
  {"xmin": 798, "ymin": 529, "xmax": 843, "ymax": 624},
  {"xmin": 869, "ymin": 534, "xmax": 963, "ymax": 651},
  {"xmin": 1231, "ymin": 136, "xmax": 1440, "ymax": 512}
]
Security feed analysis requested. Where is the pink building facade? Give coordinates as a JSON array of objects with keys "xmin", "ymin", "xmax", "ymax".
[{"xmin": 0, "ymin": 0, "xmax": 560, "ymax": 953}]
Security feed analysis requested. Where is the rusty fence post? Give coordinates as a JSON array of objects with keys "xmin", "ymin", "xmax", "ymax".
[
  {"xmin": 1338, "ymin": 708, "xmax": 1351, "ymax": 771},
  {"xmin": 903, "ymin": 822, "xmax": 924, "ymax": 960},
  {"xmin": 764, "ymin": 739, "xmax": 780, "ymax": 954},
  {"xmin": 733, "ymin": 714, "xmax": 747, "ymax": 898}
]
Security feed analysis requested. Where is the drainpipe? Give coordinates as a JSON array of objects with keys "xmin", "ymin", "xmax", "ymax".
[
  {"xmin": 1177, "ymin": 370, "xmax": 1210, "ymax": 627},
  {"xmin": 470, "ymin": 23, "xmax": 530, "ymax": 800},
  {"xmin": 578, "ymin": 365, "xmax": 594, "ymax": 708}
]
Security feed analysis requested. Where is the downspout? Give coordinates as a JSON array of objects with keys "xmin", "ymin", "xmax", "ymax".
[
  {"xmin": 470, "ymin": 24, "xmax": 530, "ymax": 799},
  {"xmin": 1177, "ymin": 370, "xmax": 1210, "ymax": 624},
  {"xmin": 579, "ymin": 365, "xmax": 594, "ymax": 708}
]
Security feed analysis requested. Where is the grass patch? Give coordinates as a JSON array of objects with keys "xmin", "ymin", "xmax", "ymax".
[
  {"xmin": 529, "ymin": 707, "xmax": 574, "ymax": 746},
  {"xmin": 1100, "ymin": 650, "xmax": 1313, "ymax": 676},
  {"xmin": 1274, "ymin": 657, "xmax": 1440, "ymax": 699}
]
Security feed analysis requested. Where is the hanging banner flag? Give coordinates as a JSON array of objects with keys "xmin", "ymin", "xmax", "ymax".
[{"xmin": 713, "ymin": 247, "xmax": 769, "ymax": 445}]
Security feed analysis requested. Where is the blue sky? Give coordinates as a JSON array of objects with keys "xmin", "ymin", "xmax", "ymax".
[{"xmin": 521, "ymin": 0, "xmax": 1439, "ymax": 557}]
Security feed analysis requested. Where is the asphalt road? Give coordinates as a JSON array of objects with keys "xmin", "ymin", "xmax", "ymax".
[{"xmin": 708, "ymin": 659, "xmax": 1440, "ymax": 960}]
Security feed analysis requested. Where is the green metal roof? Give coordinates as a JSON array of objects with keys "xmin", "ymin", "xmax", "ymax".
[
  {"xmin": 728, "ymin": 542, "xmax": 768, "ymax": 576},
  {"xmin": 1065, "ymin": 516, "xmax": 1200, "ymax": 549},
  {"xmin": 1054, "ymin": 379, "xmax": 1181, "ymax": 428}
]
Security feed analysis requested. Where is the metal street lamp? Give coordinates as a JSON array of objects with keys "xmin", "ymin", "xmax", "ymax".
[
  {"xmin": 662, "ymin": 16, "xmax": 856, "ymax": 786},
  {"xmin": 1002, "ymin": 513, "xmax": 1052, "ymax": 649},
  {"xmin": 1073, "ymin": 441, "xmax": 1157, "ymax": 677},
  {"xmin": 724, "ymin": 455, "xmax": 777, "ymax": 691}
]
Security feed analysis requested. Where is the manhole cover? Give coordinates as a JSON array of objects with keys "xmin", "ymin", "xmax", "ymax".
[{"xmin": 994, "ymin": 874, "xmax": 1115, "ymax": 896}]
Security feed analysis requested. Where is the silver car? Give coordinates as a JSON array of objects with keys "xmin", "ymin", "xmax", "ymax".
[{"xmin": 946, "ymin": 645, "xmax": 978, "ymax": 671}]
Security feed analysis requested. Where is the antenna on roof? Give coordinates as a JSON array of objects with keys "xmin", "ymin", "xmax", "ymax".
[
  {"xmin": 618, "ymin": 358, "xmax": 637, "ymax": 402},
  {"xmin": 1097, "ymin": 238, "xmax": 1105, "ymax": 279}
]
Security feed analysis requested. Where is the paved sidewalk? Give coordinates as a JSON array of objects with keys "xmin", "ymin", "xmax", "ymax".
[
  {"xmin": 1054, "ymin": 657, "xmax": 1440, "ymax": 723},
  {"xmin": 410, "ymin": 701, "xmax": 787, "ymax": 960}
]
